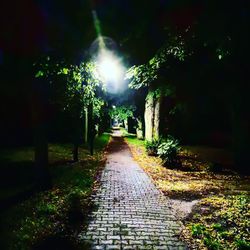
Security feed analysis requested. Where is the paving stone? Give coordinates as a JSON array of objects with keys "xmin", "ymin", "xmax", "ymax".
[
  {"xmin": 121, "ymin": 236, "xmax": 135, "ymax": 240},
  {"xmin": 129, "ymin": 240, "xmax": 144, "ymax": 245},
  {"xmin": 92, "ymin": 246, "xmax": 105, "ymax": 250},
  {"xmin": 107, "ymin": 235, "xmax": 121, "ymax": 240},
  {"xmin": 122, "ymin": 246, "xmax": 135, "ymax": 250},
  {"xmin": 154, "ymin": 247, "xmax": 169, "ymax": 250},
  {"xmin": 78, "ymin": 131, "xmax": 187, "ymax": 249},
  {"xmin": 106, "ymin": 245, "xmax": 121, "ymax": 250},
  {"xmin": 99, "ymin": 239, "xmax": 113, "ymax": 245}
]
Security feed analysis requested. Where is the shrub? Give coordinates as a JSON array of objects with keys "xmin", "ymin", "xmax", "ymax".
[
  {"xmin": 191, "ymin": 223, "xmax": 205, "ymax": 237},
  {"xmin": 37, "ymin": 202, "xmax": 58, "ymax": 216},
  {"xmin": 204, "ymin": 237, "xmax": 222, "ymax": 250},
  {"xmin": 235, "ymin": 239, "xmax": 250, "ymax": 250},
  {"xmin": 186, "ymin": 195, "xmax": 250, "ymax": 250},
  {"xmin": 157, "ymin": 135, "xmax": 181, "ymax": 167},
  {"xmin": 145, "ymin": 138, "xmax": 162, "ymax": 156}
]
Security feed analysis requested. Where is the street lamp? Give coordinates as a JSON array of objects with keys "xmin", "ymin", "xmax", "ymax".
[
  {"xmin": 88, "ymin": 45, "xmax": 125, "ymax": 154},
  {"xmin": 96, "ymin": 49, "xmax": 125, "ymax": 92}
]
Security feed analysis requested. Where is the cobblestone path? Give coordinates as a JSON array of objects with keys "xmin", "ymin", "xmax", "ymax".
[{"xmin": 78, "ymin": 131, "xmax": 187, "ymax": 250}]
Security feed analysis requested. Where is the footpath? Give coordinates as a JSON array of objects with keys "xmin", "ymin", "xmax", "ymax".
[{"xmin": 79, "ymin": 130, "xmax": 187, "ymax": 250}]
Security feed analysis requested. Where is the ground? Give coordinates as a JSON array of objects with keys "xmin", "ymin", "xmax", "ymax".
[
  {"xmin": 125, "ymin": 134, "xmax": 250, "ymax": 250},
  {"xmin": 1, "ymin": 130, "xmax": 249, "ymax": 249},
  {"xmin": 0, "ymin": 134, "xmax": 110, "ymax": 250},
  {"xmin": 79, "ymin": 129, "xmax": 187, "ymax": 249}
]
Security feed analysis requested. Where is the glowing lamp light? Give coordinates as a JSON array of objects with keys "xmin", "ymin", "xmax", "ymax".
[{"xmin": 96, "ymin": 49, "xmax": 125, "ymax": 84}]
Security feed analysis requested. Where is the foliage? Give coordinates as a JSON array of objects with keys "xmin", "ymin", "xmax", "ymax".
[
  {"xmin": 145, "ymin": 138, "xmax": 162, "ymax": 156},
  {"xmin": 109, "ymin": 105, "xmax": 135, "ymax": 122},
  {"xmin": 146, "ymin": 86, "xmax": 175, "ymax": 101},
  {"xmin": 126, "ymin": 64, "xmax": 157, "ymax": 89},
  {"xmin": 33, "ymin": 56, "xmax": 105, "ymax": 119},
  {"xmin": 157, "ymin": 135, "xmax": 181, "ymax": 167},
  {"xmin": 125, "ymin": 136, "xmax": 250, "ymax": 200},
  {"xmin": 0, "ymin": 134, "xmax": 110, "ymax": 250},
  {"xmin": 60, "ymin": 61, "xmax": 105, "ymax": 119},
  {"xmin": 125, "ymin": 136, "xmax": 145, "ymax": 147},
  {"xmin": 185, "ymin": 195, "xmax": 250, "ymax": 250},
  {"xmin": 126, "ymin": 35, "xmax": 186, "ymax": 89},
  {"xmin": 126, "ymin": 137, "xmax": 250, "ymax": 249},
  {"xmin": 191, "ymin": 223, "xmax": 206, "ymax": 237}
]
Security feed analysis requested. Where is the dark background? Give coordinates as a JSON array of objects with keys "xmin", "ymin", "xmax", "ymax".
[{"xmin": 0, "ymin": 0, "xmax": 249, "ymax": 167}]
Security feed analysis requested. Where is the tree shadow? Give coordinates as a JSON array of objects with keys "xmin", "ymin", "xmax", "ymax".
[
  {"xmin": 32, "ymin": 234, "xmax": 92, "ymax": 250},
  {"xmin": 1, "ymin": 161, "xmax": 34, "ymax": 187},
  {"xmin": 0, "ymin": 161, "xmax": 37, "ymax": 211}
]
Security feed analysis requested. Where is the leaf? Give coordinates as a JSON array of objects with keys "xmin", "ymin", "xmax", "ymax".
[
  {"xmin": 62, "ymin": 68, "xmax": 69, "ymax": 74},
  {"xmin": 35, "ymin": 70, "xmax": 44, "ymax": 78}
]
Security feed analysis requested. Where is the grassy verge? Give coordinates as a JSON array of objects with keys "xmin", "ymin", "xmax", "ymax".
[
  {"xmin": 125, "ymin": 136, "xmax": 250, "ymax": 249},
  {"xmin": 182, "ymin": 194, "xmax": 250, "ymax": 249},
  {"xmin": 0, "ymin": 133, "xmax": 110, "ymax": 250}
]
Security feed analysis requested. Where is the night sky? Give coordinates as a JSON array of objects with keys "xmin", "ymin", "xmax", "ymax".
[{"xmin": 0, "ymin": 0, "xmax": 208, "ymax": 61}]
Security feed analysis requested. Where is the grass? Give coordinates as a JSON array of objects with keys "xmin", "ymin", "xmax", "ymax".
[
  {"xmin": 125, "ymin": 135, "xmax": 145, "ymax": 147},
  {"xmin": 0, "ymin": 147, "xmax": 35, "ymax": 200},
  {"xmin": 0, "ymin": 133, "xmax": 110, "ymax": 250},
  {"xmin": 125, "ymin": 136, "xmax": 250, "ymax": 249},
  {"xmin": 182, "ymin": 195, "xmax": 250, "ymax": 249}
]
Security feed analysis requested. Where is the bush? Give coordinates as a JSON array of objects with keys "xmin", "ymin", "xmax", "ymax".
[
  {"xmin": 145, "ymin": 138, "xmax": 162, "ymax": 156},
  {"xmin": 157, "ymin": 135, "xmax": 181, "ymax": 167},
  {"xmin": 204, "ymin": 237, "xmax": 222, "ymax": 250},
  {"xmin": 191, "ymin": 223, "xmax": 205, "ymax": 237},
  {"xmin": 235, "ymin": 239, "xmax": 250, "ymax": 250},
  {"xmin": 186, "ymin": 195, "xmax": 250, "ymax": 250}
]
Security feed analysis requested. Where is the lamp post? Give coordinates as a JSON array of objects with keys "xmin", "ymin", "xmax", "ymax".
[
  {"xmin": 96, "ymin": 49, "xmax": 125, "ymax": 125},
  {"xmin": 87, "ymin": 48, "xmax": 125, "ymax": 154},
  {"xmin": 88, "ymin": 101, "xmax": 94, "ymax": 155}
]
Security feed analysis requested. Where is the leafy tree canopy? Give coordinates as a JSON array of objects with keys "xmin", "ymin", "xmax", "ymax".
[
  {"xmin": 34, "ymin": 56, "xmax": 105, "ymax": 118},
  {"xmin": 109, "ymin": 105, "xmax": 135, "ymax": 121},
  {"xmin": 126, "ymin": 35, "xmax": 186, "ymax": 89}
]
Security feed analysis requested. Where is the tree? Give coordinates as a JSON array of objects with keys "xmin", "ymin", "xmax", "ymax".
[
  {"xmin": 34, "ymin": 57, "xmax": 105, "ymax": 163},
  {"xmin": 32, "ymin": 75, "xmax": 51, "ymax": 190},
  {"xmin": 109, "ymin": 105, "xmax": 135, "ymax": 130},
  {"xmin": 32, "ymin": 55, "xmax": 59, "ymax": 189},
  {"xmin": 61, "ymin": 61, "xmax": 104, "ymax": 158},
  {"xmin": 126, "ymin": 34, "xmax": 186, "ymax": 141}
]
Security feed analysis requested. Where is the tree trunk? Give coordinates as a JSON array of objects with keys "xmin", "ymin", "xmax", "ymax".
[
  {"xmin": 144, "ymin": 87, "xmax": 162, "ymax": 141},
  {"xmin": 136, "ymin": 118, "xmax": 143, "ymax": 139},
  {"xmin": 124, "ymin": 119, "xmax": 128, "ymax": 131},
  {"xmin": 32, "ymin": 78, "xmax": 51, "ymax": 190},
  {"xmin": 88, "ymin": 102, "xmax": 94, "ymax": 155},
  {"xmin": 84, "ymin": 107, "xmax": 88, "ymax": 143},
  {"xmin": 72, "ymin": 112, "xmax": 81, "ymax": 162},
  {"xmin": 33, "ymin": 124, "xmax": 50, "ymax": 189},
  {"xmin": 73, "ymin": 143, "xmax": 79, "ymax": 162},
  {"xmin": 153, "ymin": 95, "xmax": 161, "ymax": 140},
  {"xmin": 144, "ymin": 90, "xmax": 154, "ymax": 141}
]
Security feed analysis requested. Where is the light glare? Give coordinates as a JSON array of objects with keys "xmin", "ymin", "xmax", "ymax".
[{"xmin": 97, "ymin": 50, "xmax": 125, "ymax": 84}]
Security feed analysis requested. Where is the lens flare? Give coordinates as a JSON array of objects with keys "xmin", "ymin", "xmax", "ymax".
[
  {"xmin": 91, "ymin": 10, "xmax": 127, "ymax": 93},
  {"xmin": 97, "ymin": 49, "xmax": 125, "ymax": 83}
]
